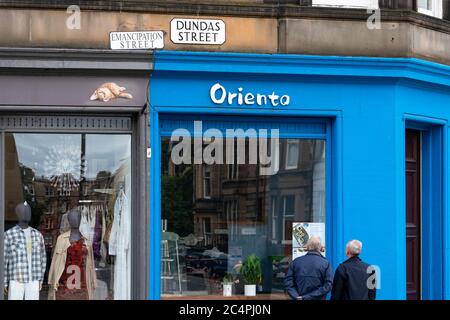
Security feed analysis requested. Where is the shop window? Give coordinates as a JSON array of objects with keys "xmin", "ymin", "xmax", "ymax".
[
  {"xmin": 161, "ymin": 137, "xmax": 326, "ymax": 298},
  {"xmin": 285, "ymin": 139, "xmax": 300, "ymax": 170},
  {"xmin": 313, "ymin": 0, "xmax": 378, "ymax": 9},
  {"xmin": 3, "ymin": 133, "xmax": 131, "ymax": 300},
  {"xmin": 417, "ymin": 0, "xmax": 443, "ymax": 18}
]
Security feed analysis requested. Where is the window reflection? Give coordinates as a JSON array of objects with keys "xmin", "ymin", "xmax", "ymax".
[
  {"xmin": 3, "ymin": 133, "xmax": 131, "ymax": 300},
  {"xmin": 161, "ymin": 137, "xmax": 326, "ymax": 298}
]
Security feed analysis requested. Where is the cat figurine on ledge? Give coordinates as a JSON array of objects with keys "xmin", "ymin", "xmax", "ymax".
[{"xmin": 90, "ymin": 82, "xmax": 133, "ymax": 102}]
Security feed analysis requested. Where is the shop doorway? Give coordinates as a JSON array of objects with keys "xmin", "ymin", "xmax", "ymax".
[{"xmin": 405, "ymin": 129, "xmax": 421, "ymax": 300}]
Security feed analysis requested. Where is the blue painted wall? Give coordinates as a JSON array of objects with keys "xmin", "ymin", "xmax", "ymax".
[{"xmin": 150, "ymin": 51, "xmax": 450, "ymax": 300}]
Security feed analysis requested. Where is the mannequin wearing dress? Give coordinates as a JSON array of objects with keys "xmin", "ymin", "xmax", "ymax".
[{"xmin": 48, "ymin": 208, "xmax": 93, "ymax": 300}]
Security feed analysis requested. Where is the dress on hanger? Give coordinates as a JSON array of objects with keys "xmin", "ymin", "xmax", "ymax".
[{"xmin": 109, "ymin": 189, "xmax": 130, "ymax": 300}]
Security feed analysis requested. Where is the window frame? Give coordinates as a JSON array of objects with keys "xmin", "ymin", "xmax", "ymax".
[
  {"xmin": 154, "ymin": 114, "xmax": 334, "ymax": 300},
  {"xmin": 312, "ymin": 0, "xmax": 378, "ymax": 9},
  {"xmin": 0, "ymin": 113, "xmax": 147, "ymax": 301},
  {"xmin": 285, "ymin": 139, "xmax": 300, "ymax": 170},
  {"xmin": 417, "ymin": 0, "xmax": 443, "ymax": 19},
  {"xmin": 203, "ymin": 165, "xmax": 212, "ymax": 199}
]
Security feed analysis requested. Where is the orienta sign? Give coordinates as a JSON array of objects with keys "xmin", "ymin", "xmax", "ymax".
[
  {"xmin": 171, "ymin": 18, "xmax": 226, "ymax": 45},
  {"xmin": 210, "ymin": 83, "xmax": 290, "ymax": 107}
]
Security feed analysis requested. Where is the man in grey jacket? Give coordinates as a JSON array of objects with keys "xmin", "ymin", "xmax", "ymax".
[{"xmin": 284, "ymin": 236, "xmax": 333, "ymax": 300}]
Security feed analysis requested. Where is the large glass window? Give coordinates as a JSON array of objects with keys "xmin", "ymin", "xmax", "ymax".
[
  {"xmin": 161, "ymin": 136, "xmax": 326, "ymax": 299},
  {"xmin": 3, "ymin": 133, "xmax": 131, "ymax": 300}
]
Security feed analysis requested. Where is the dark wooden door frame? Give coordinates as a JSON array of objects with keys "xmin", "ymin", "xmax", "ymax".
[{"xmin": 405, "ymin": 129, "xmax": 421, "ymax": 300}]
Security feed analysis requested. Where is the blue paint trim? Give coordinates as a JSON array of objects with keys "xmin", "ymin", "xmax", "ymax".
[
  {"xmin": 405, "ymin": 117, "xmax": 447, "ymax": 300},
  {"xmin": 330, "ymin": 115, "xmax": 344, "ymax": 268},
  {"xmin": 154, "ymin": 51, "xmax": 450, "ymax": 88},
  {"xmin": 159, "ymin": 114, "xmax": 328, "ymax": 139},
  {"xmin": 149, "ymin": 109, "xmax": 161, "ymax": 300},
  {"xmin": 445, "ymin": 126, "xmax": 450, "ymax": 299}
]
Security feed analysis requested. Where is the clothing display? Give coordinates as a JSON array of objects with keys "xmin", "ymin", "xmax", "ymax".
[
  {"xmin": 3, "ymin": 225, "xmax": 46, "ymax": 290},
  {"xmin": 78, "ymin": 204, "xmax": 107, "ymax": 262},
  {"xmin": 47, "ymin": 232, "xmax": 97, "ymax": 300},
  {"xmin": 56, "ymin": 238, "xmax": 89, "ymax": 300},
  {"xmin": 59, "ymin": 212, "xmax": 70, "ymax": 234},
  {"xmin": 93, "ymin": 208, "xmax": 103, "ymax": 259},
  {"xmin": 109, "ymin": 189, "xmax": 130, "ymax": 300},
  {"xmin": 8, "ymin": 280, "xmax": 40, "ymax": 300},
  {"xmin": 23, "ymin": 228, "xmax": 33, "ymax": 280}
]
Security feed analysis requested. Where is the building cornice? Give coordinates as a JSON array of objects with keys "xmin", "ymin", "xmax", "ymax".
[
  {"xmin": 0, "ymin": 47, "xmax": 153, "ymax": 72},
  {"xmin": 0, "ymin": 1, "xmax": 449, "ymax": 34},
  {"xmin": 154, "ymin": 51, "xmax": 450, "ymax": 88}
]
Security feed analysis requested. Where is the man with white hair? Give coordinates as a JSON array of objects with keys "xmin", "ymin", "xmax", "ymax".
[
  {"xmin": 284, "ymin": 236, "xmax": 332, "ymax": 300},
  {"xmin": 331, "ymin": 239, "xmax": 376, "ymax": 300}
]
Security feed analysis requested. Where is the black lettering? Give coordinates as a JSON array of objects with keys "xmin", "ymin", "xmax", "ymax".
[{"xmin": 192, "ymin": 20, "xmax": 198, "ymax": 31}]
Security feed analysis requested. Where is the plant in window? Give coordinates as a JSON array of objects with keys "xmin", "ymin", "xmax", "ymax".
[
  {"xmin": 222, "ymin": 273, "xmax": 235, "ymax": 284},
  {"xmin": 240, "ymin": 254, "xmax": 262, "ymax": 296},
  {"xmin": 222, "ymin": 273, "xmax": 235, "ymax": 297}
]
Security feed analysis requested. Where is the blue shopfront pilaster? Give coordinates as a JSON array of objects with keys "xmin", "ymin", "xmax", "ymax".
[{"xmin": 149, "ymin": 51, "xmax": 450, "ymax": 300}]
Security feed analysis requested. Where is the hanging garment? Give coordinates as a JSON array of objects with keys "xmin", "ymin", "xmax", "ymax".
[
  {"xmin": 55, "ymin": 238, "xmax": 89, "ymax": 300},
  {"xmin": 8, "ymin": 280, "xmax": 40, "ymax": 300},
  {"xmin": 47, "ymin": 232, "xmax": 96, "ymax": 300},
  {"xmin": 99, "ymin": 206, "xmax": 108, "ymax": 268},
  {"xmin": 59, "ymin": 212, "xmax": 70, "ymax": 234},
  {"xmin": 79, "ymin": 206, "xmax": 95, "ymax": 243},
  {"xmin": 4, "ymin": 226, "xmax": 46, "ymax": 288},
  {"xmin": 92, "ymin": 208, "xmax": 103, "ymax": 260},
  {"xmin": 109, "ymin": 190, "xmax": 130, "ymax": 300}
]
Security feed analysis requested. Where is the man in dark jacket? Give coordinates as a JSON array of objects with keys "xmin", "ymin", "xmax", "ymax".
[
  {"xmin": 284, "ymin": 236, "xmax": 332, "ymax": 300},
  {"xmin": 331, "ymin": 240, "xmax": 376, "ymax": 300}
]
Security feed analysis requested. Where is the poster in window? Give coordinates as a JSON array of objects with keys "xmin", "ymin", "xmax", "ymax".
[{"xmin": 292, "ymin": 222, "xmax": 325, "ymax": 260}]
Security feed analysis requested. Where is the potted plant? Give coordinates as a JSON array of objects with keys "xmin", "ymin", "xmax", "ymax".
[
  {"xmin": 222, "ymin": 274, "xmax": 234, "ymax": 297},
  {"xmin": 240, "ymin": 254, "xmax": 262, "ymax": 297}
]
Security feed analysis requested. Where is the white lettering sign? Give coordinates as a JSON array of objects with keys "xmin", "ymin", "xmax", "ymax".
[
  {"xmin": 110, "ymin": 31, "xmax": 164, "ymax": 50},
  {"xmin": 210, "ymin": 83, "xmax": 290, "ymax": 107},
  {"xmin": 171, "ymin": 18, "xmax": 225, "ymax": 45}
]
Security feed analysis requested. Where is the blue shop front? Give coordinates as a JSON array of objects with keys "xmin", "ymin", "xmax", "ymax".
[{"xmin": 149, "ymin": 51, "xmax": 450, "ymax": 300}]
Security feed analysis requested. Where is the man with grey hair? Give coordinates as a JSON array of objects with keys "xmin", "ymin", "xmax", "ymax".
[
  {"xmin": 331, "ymin": 239, "xmax": 376, "ymax": 300},
  {"xmin": 284, "ymin": 236, "xmax": 332, "ymax": 300}
]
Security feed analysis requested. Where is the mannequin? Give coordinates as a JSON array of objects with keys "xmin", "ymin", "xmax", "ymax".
[
  {"xmin": 16, "ymin": 202, "xmax": 32, "ymax": 229},
  {"xmin": 48, "ymin": 208, "xmax": 97, "ymax": 300},
  {"xmin": 68, "ymin": 209, "xmax": 82, "ymax": 242},
  {"xmin": 4, "ymin": 202, "xmax": 47, "ymax": 300}
]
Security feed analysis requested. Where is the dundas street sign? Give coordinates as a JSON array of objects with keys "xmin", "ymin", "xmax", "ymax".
[
  {"xmin": 171, "ymin": 18, "xmax": 226, "ymax": 45},
  {"xmin": 110, "ymin": 31, "xmax": 164, "ymax": 50}
]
